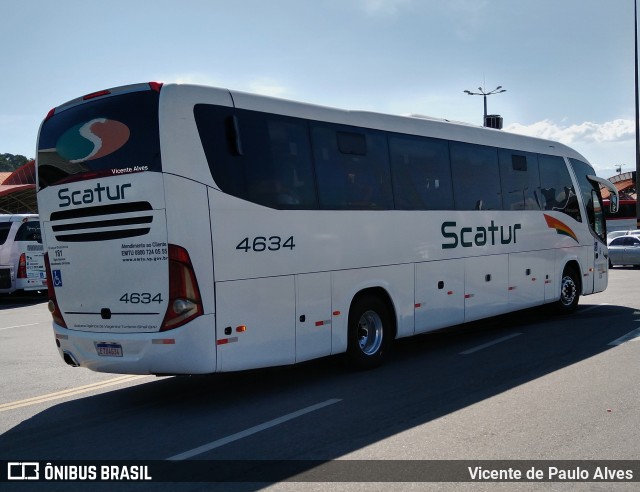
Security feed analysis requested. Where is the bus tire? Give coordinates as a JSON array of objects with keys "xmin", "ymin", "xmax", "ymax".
[
  {"xmin": 346, "ymin": 295, "xmax": 391, "ymax": 370},
  {"xmin": 556, "ymin": 266, "xmax": 580, "ymax": 314}
]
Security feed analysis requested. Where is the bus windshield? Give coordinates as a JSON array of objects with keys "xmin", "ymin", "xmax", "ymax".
[{"xmin": 37, "ymin": 89, "xmax": 161, "ymax": 190}]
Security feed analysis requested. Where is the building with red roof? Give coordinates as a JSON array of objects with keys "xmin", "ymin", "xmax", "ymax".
[{"xmin": 0, "ymin": 160, "xmax": 37, "ymax": 213}]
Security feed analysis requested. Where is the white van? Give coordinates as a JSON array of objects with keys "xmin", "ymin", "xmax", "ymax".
[{"xmin": 0, "ymin": 214, "xmax": 46, "ymax": 294}]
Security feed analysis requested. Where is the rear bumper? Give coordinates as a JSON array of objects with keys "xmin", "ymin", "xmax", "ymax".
[
  {"xmin": 16, "ymin": 277, "xmax": 47, "ymax": 292},
  {"xmin": 0, "ymin": 265, "xmax": 46, "ymax": 293},
  {"xmin": 52, "ymin": 314, "xmax": 217, "ymax": 375}
]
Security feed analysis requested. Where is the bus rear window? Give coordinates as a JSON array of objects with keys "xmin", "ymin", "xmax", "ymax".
[{"xmin": 37, "ymin": 90, "xmax": 161, "ymax": 189}]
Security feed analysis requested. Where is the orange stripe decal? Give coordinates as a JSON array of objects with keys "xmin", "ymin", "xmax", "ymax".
[{"xmin": 543, "ymin": 214, "xmax": 579, "ymax": 243}]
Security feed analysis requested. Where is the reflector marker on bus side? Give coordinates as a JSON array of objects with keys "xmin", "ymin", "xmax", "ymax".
[
  {"xmin": 217, "ymin": 337, "xmax": 238, "ymax": 345},
  {"xmin": 152, "ymin": 339, "xmax": 175, "ymax": 345},
  {"xmin": 332, "ymin": 311, "xmax": 341, "ymax": 316},
  {"xmin": 465, "ymin": 294, "xmax": 474, "ymax": 299},
  {"xmin": 414, "ymin": 303, "xmax": 422, "ymax": 309},
  {"xmin": 315, "ymin": 320, "xmax": 331, "ymax": 327}
]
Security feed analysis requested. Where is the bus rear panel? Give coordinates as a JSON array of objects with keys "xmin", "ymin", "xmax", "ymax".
[{"xmin": 37, "ymin": 83, "xmax": 214, "ymax": 374}]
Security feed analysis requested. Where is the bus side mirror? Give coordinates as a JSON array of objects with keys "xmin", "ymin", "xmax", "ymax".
[{"xmin": 587, "ymin": 175, "xmax": 619, "ymax": 214}]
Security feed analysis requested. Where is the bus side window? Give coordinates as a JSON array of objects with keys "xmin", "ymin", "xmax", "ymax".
[
  {"xmin": 195, "ymin": 104, "xmax": 244, "ymax": 197},
  {"xmin": 450, "ymin": 142, "xmax": 501, "ymax": 210},
  {"xmin": 195, "ymin": 104, "xmax": 318, "ymax": 209},
  {"xmin": 569, "ymin": 158, "xmax": 606, "ymax": 238},
  {"xmin": 389, "ymin": 134, "xmax": 453, "ymax": 210},
  {"xmin": 539, "ymin": 154, "xmax": 581, "ymax": 222},
  {"xmin": 259, "ymin": 118, "xmax": 318, "ymax": 208},
  {"xmin": 499, "ymin": 150, "xmax": 541, "ymax": 211},
  {"xmin": 312, "ymin": 124, "xmax": 393, "ymax": 210},
  {"xmin": 238, "ymin": 112, "xmax": 318, "ymax": 209}
]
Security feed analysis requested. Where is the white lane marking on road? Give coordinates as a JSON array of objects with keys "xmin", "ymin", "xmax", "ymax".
[
  {"xmin": 608, "ymin": 327, "xmax": 640, "ymax": 346},
  {"xmin": 459, "ymin": 333, "xmax": 523, "ymax": 355},
  {"xmin": 0, "ymin": 375, "xmax": 149, "ymax": 412},
  {"xmin": 0, "ymin": 322, "xmax": 41, "ymax": 331},
  {"xmin": 167, "ymin": 398, "xmax": 343, "ymax": 461}
]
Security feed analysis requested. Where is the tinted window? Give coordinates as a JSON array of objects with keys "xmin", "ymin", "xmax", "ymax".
[
  {"xmin": 450, "ymin": 142, "xmax": 501, "ymax": 210},
  {"xmin": 499, "ymin": 150, "xmax": 541, "ymax": 210},
  {"xmin": 37, "ymin": 89, "xmax": 161, "ymax": 189},
  {"xmin": 569, "ymin": 158, "xmax": 605, "ymax": 239},
  {"xmin": 0, "ymin": 223, "xmax": 11, "ymax": 245},
  {"xmin": 591, "ymin": 190, "xmax": 605, "ymax": 239},
  {"xmin": 538, "ymin": 155, "xmax": 580, "ymax": 221},
  {"xmin": 389, "ymin": 135, "xmax": 454, "ymax": 210},
  {"xmin": 312, "ymin": 124, "xmax": 393, "ymax": 209},
  {"xmin": 15, "ymin": 221, "xmax": 41, "ymax": 242},
  {"xmin": 195, "ymin": 105, "xmax": 318, "ymax": 209},
  {"xmin": 611, "ymin": 236, "xmax": 639, "ymax": 246}
]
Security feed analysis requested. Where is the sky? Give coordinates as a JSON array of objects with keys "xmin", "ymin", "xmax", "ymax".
[{"xmin": 1, "ymin": 0, "xmax": 638, "ymax": 178}]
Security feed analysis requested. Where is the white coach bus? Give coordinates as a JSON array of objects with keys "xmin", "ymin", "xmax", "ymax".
[{"xmin": 36, "ymin": 82, "xmax": 619, "ymax": 375}]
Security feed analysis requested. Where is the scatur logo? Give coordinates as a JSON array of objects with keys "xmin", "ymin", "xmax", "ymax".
[{"xmin": 57, "ymin": 119, "xmax": 130, "ymax": 163}]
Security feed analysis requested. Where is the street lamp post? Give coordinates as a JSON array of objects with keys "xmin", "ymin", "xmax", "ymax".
[
  {"xmin": 635, "ymin": 0, "xmax": 640, "ymax": 227},
  {"xmin": 463, "ymin": 86, "xmax": 506, "ymax": 127}
]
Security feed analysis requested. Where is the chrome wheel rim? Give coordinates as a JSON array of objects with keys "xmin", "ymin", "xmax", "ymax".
[
  {"xmin": 560, "ymin": 275, "xmax": 577, "ymax": 306},
  {"xmin": 358, "ymin": 310, "xmax": 384, "ymax": 356}
]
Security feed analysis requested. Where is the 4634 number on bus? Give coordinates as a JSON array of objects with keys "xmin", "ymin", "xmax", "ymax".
[{"xmin": 236, "ymin": 236, "xmax": 295, "ymax": 252}]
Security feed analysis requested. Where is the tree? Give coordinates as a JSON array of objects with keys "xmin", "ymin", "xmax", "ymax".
[{"xmin": 0, "ymin": 153, "xmax": 30, "ymax": 172}]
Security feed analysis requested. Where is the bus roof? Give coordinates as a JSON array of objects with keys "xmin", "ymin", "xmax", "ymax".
[
  {"xmin": 43, "ymin": 81, "xmax": 590, "ymax": 164},
  {"xmin": 220, "ymin": 85, "xmax": 589, "ymax": 162}
]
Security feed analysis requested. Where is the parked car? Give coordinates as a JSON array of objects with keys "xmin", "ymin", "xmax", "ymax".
[
  {"xmin": 0, "ymin": 214, "xmax": 46, "ymax": 294},
  {"xmin": 608, "ymin": 235, "xmax": 640, "ymax": 268}
]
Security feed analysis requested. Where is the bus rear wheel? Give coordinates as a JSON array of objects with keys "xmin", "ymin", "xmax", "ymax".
[
  {"xmin": 556, "ymin": 266, "xmax": 580, "ymax": 314},
  {"xmin": 346, "ymin": 295, "xmax": 391, "ymax": 370}
]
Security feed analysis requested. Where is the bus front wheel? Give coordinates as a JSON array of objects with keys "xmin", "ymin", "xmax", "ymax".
[
  {"xmin": 556, "ymin": 266, "xmax": 580, "ymax": 314},
  {"xmin": 346, "ymin": 295, "xmax": 391, "ymax": 370}
]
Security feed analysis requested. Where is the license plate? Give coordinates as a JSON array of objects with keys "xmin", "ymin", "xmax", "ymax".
[{"xmin": 95, "ymin": 342, "xmax": 123, "ymax": 357}]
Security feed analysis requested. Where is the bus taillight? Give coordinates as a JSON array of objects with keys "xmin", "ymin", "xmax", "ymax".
[
  {"xmin": 83, "ymin": 89, "xmax": 111, "ymax": 100},
  {"xmin": 44, "ymin": 253, "xmax": 67, "ymax": 328},
  {"xmin": 17, "ymin": 253, "xmax": 27, "ymax": 279},
  {"xmin": 160, "ymin": 245, "xmax": 203, "ymax": 331}
]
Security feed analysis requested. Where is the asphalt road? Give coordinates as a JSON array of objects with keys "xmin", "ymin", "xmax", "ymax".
[{"xmin": 1, "ymin": 270, "xmax": 639, "ymax": 491}]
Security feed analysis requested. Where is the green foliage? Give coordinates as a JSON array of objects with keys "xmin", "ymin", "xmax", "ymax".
[{"xmin": 0, "ymin": 153, "xmax": 30, "ymax": 172}]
